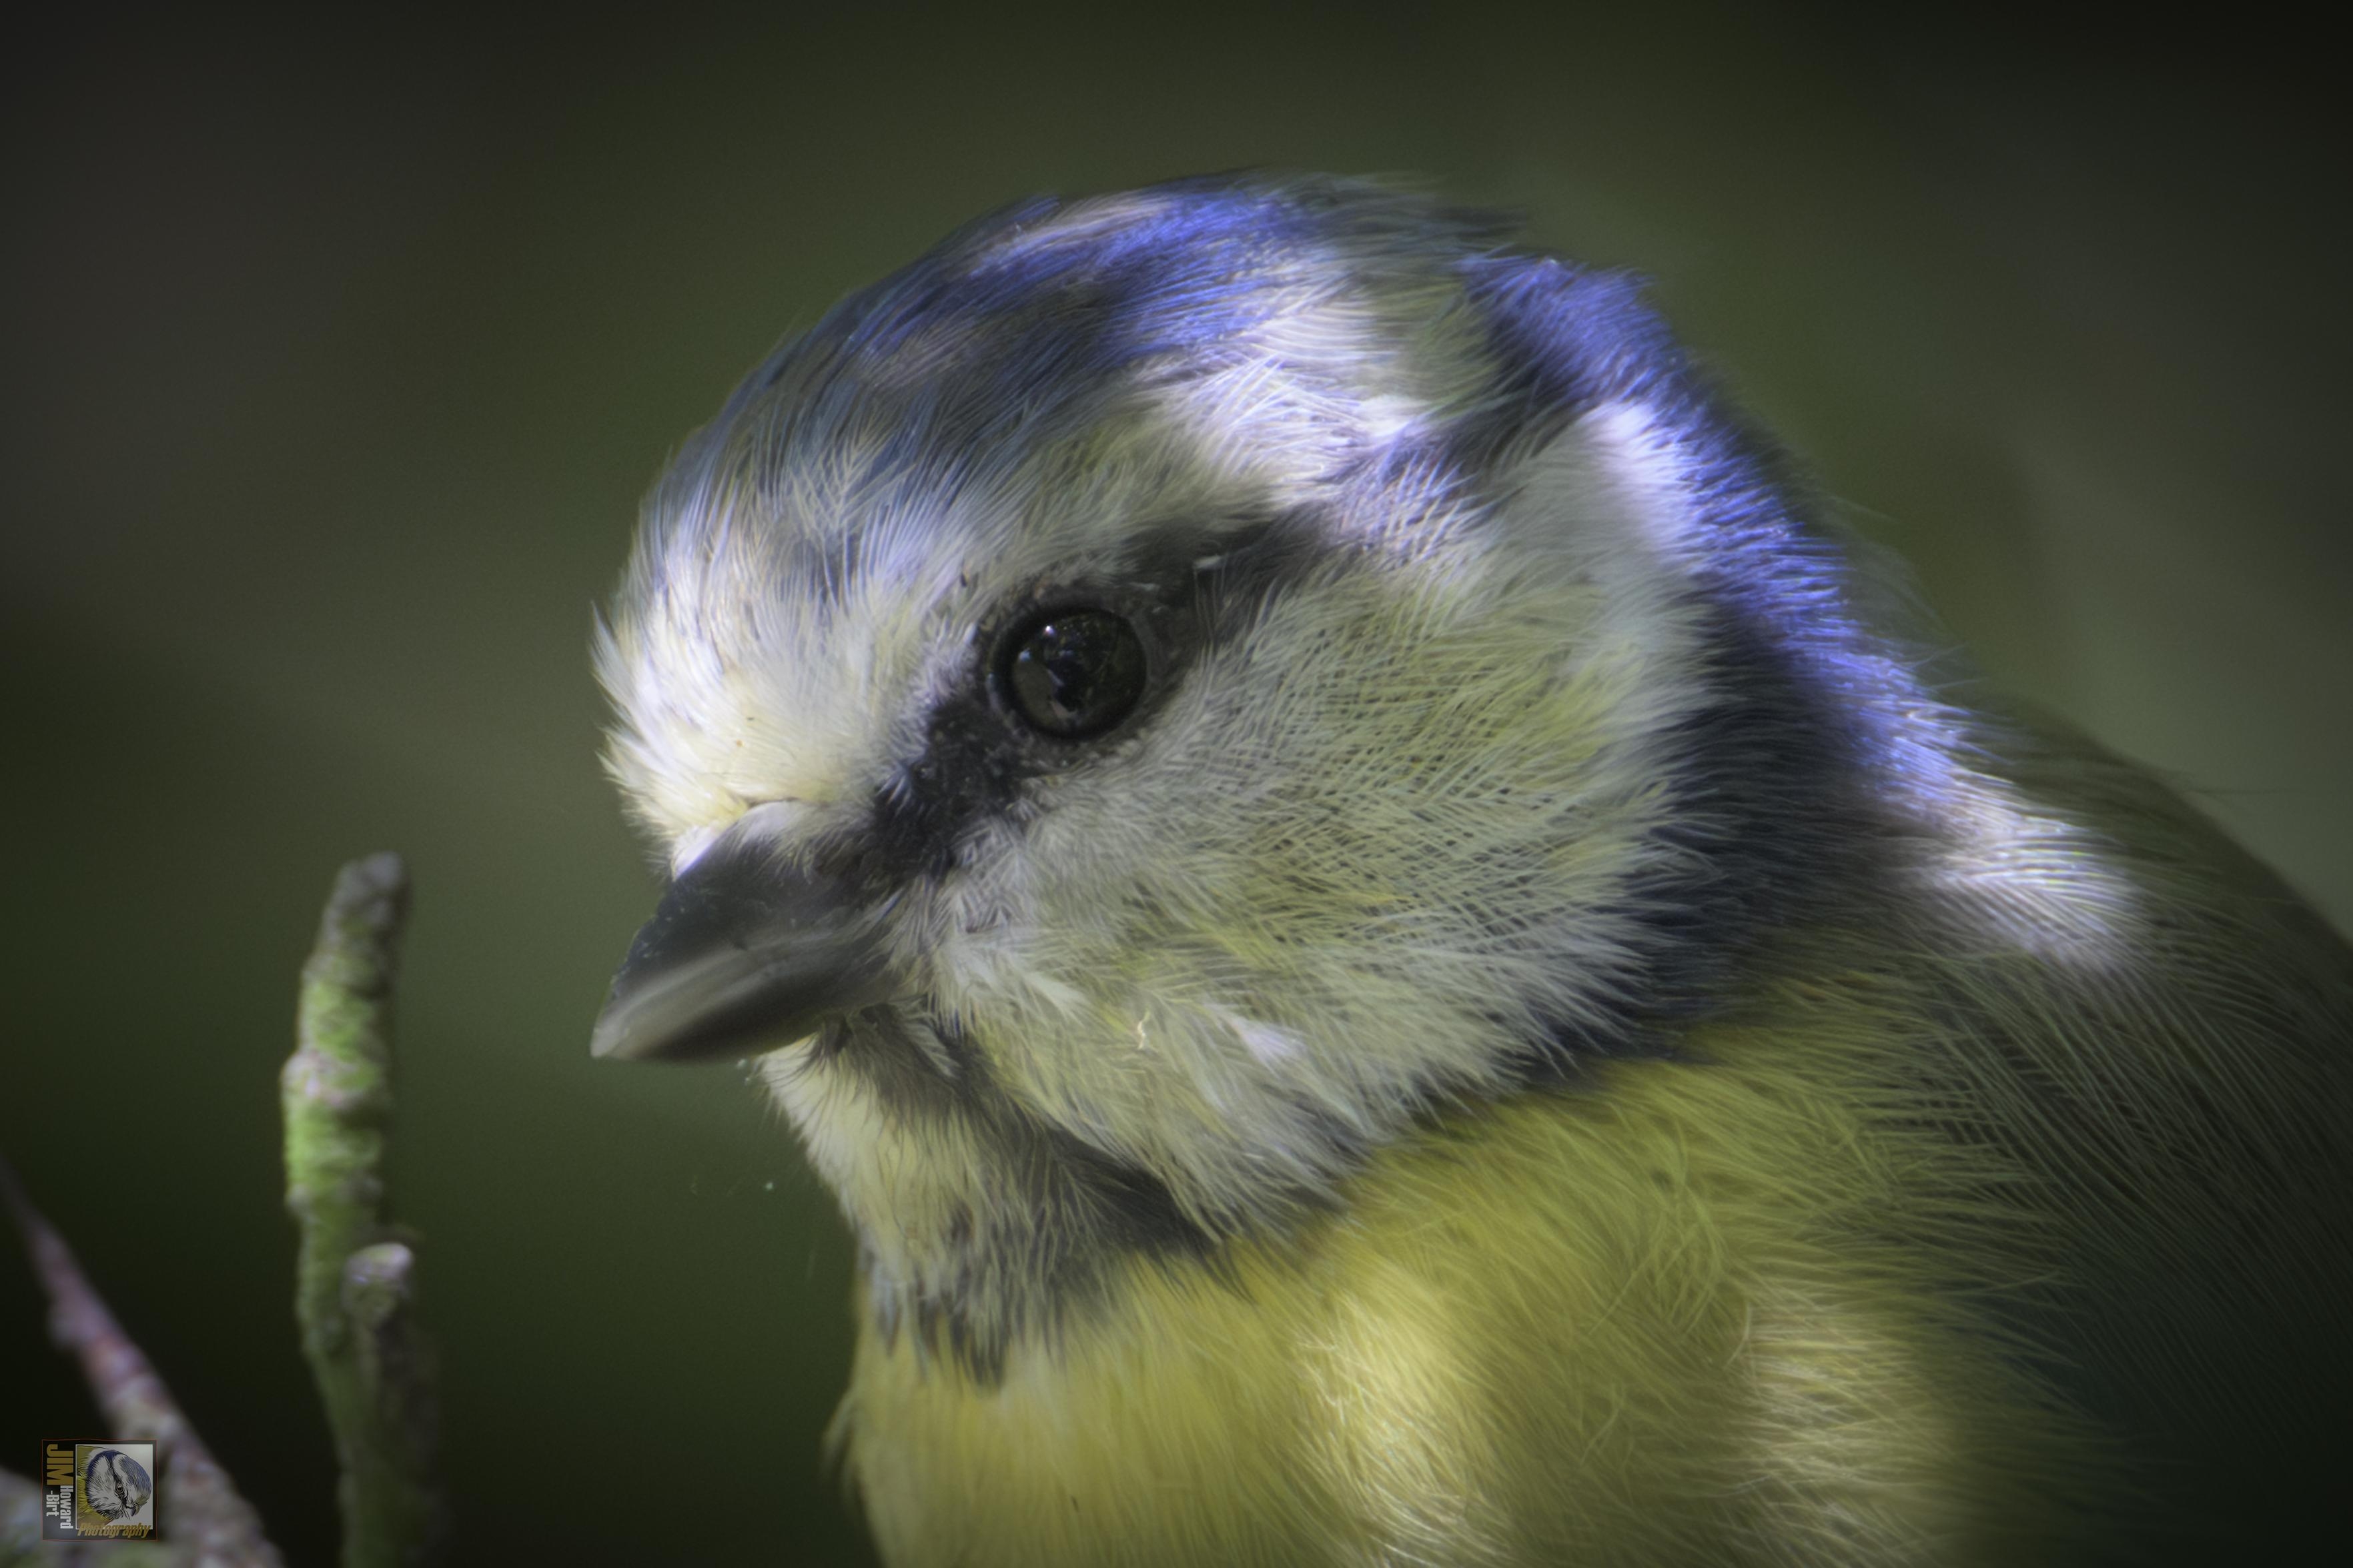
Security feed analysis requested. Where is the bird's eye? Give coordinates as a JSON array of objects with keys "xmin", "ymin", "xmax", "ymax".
[{"xmin": 997, "ymin": 607, "xmax": 1149, "ymax": 740}]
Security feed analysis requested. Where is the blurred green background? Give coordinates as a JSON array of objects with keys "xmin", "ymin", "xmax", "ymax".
[{"xmin": 4, "ymin": 10, "xmax": 2346, "ymax": 1565}]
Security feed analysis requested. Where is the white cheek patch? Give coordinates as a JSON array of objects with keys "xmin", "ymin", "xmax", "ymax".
[{"xmin": 901, "ymin": 413, "xmax": 1739, "ymax": 1225}]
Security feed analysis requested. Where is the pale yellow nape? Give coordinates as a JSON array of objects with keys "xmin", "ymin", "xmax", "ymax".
[{"xmin": 835, "ymin": 970, "xmax": 2093, "ymax": 1568}]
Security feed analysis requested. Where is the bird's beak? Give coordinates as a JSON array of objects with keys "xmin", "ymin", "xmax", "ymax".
[{"xmin": 590, "ymin": 839, "xmax": 895, "ymax": 1063}]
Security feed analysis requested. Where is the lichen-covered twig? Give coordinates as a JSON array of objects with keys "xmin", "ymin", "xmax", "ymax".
[
  {"xmin": 0, "ymin": 1150, "xmax": 284, "ymax": 1567},
  {"xmin": 283, "ymin": 853, "xmax": 442, "ymax": 1567}
]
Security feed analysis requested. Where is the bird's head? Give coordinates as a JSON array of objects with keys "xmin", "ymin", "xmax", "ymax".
[{"xmin": 594, "ymin": 176, "xmax": 1880, "ymax": 1357}]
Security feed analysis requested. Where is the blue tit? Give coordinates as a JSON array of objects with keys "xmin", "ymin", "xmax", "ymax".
[{"xmin": 590, "ymin": 175, "xmax": 2352, "ymax": 1566}]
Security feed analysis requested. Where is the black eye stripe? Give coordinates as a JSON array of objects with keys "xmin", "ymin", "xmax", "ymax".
[{"xmin": 863, "ymin": 513, "xmax": 1326, "ymax": 883}]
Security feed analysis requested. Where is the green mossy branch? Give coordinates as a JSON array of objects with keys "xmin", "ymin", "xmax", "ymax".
[
  {"xmin": 283, "ymin": 852, "xmax": 444, "ymax": 1568},
  {"xmin": 7, "ymin": 853, "xmax": 447, "ymax": 1566}
]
